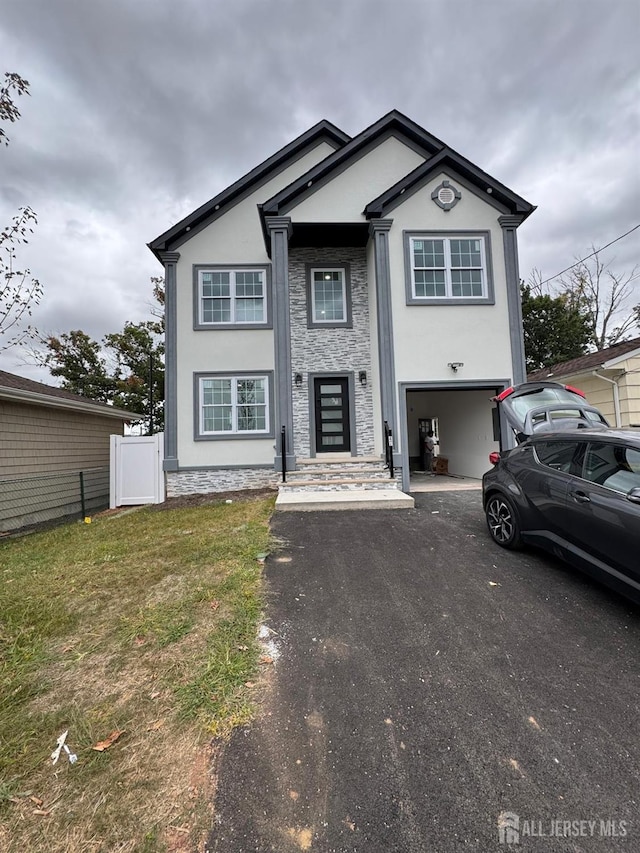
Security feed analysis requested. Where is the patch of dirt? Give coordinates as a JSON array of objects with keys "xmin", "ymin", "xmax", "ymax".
[
  {"xmin": 152, "ymin": 487, "xmax": 278, "ymax": 511},
  {"xmin": 163, "ymin": 740, "xmax": 220, "ymax": 852}
]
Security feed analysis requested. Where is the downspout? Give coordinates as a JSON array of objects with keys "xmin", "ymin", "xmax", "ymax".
[{"xmin": 592, "ymin": 370, "xmax": 622, "ymax": 427}]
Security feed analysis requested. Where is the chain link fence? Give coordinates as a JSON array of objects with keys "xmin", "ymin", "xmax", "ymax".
[{"xmin": 0, "ymin": 468, "xmax": 110, "ymax": 535}]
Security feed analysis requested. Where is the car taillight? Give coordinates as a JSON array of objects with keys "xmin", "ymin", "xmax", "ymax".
[
  {"xmin": 489, "ymin": 452, "xmax": 501, "ymax": 465},
  {"xmin": 493, "ymin": 387, "xmax": 514, "ymax": 402},
  {"xmin": 565, "ymin": 384, "xmax": 586, "ymax": 398}
]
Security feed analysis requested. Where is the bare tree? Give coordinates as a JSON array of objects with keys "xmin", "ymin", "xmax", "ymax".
[
  {"xmin": 539, "ymin": 249, "xmax": 639, "ymax": 350},
  {"xmin": 558, "ymin": 250, "xmax": 638, "ymax": 349},
  {"xmin": 0, "ymin": 208, "xmax": 43, "ymax": 351},
  {"xmin": 0, "ymin": 71, "xmax": 29, "ymax": 146},
  {"xmin": 0, "ymin": 71, "xmax": 42, "ymax": 352}
]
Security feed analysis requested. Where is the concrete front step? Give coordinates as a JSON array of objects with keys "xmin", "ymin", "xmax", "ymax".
[
  {"xmin": 296, "ymin": 455, "xmax": 382, "ymax": 465},
  {"xmin": 295, "ymin": 457, "xmax": 387, "ymax": 472},
  {"xmin": 281, "ymin": 477, "xmax": 401, "ymax": 491},
  {"xmin": 286, "ymin": 468, "xmax": 393, "ymax": 481},
  {"xmin": 275, "ymin": 488, "xmax": 415, "ymax": 512},
  {"xmin": 279, "ymin": 456, "xmax": 405, "ymax": 505}
]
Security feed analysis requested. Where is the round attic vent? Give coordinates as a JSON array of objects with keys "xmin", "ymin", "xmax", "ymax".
[
  {"xmin": 437, "ymin": 186, "xmax": 455, "ymax": 205},
  {"xmin": 431, "ymin": 180, "xmax": 461, "ymax": 211}
]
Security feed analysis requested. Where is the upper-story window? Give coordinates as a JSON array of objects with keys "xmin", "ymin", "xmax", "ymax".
[
  {"xmin": 305, "ymin": 264, "xmax": 353, "ymax": 328},
  {"xmin": 194, "ymin": 266, "xmax": 271, "ymax": 329},
  {"xmin": 404, "ymin": 232, "xmax": 494, "ymax": 305}
]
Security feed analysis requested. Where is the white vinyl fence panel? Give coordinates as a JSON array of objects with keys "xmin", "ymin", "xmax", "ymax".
[{"xmin": 110, "ymin": 433, "xmax": 164, "ymax": 507}]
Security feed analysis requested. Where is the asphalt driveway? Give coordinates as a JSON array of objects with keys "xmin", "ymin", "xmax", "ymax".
[{"xmin": 207, "ymin": 491, "xmax": 640, "ymax": 852}]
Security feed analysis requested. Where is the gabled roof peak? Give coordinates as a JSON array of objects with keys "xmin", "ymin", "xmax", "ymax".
[
  {"xmin": 260, "ymin": 110, "xmax": 536, "ymax": 221},
  {"xmin": 149, "ymin": 110, "xmax": 536, "ymax": 258},
  {"xmin": 364, "ymin": 147, "xmax": 535, "ymax": 220},
  {"xmin": 148, "ymin": 119, "xmax": 350, "ymax": 258},
  {"xmin": 261, "ymin": 111, "xmax": 449, "ymax": 217}
]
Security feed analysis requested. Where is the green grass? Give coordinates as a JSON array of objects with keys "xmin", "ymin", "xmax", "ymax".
[{"xmin": 0, "ymin": 496, "xmax": 274, "ymax": 853}]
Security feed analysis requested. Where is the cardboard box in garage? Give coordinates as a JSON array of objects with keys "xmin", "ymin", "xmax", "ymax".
[{"xmin": 435, "ymin": 456, "xmax": 448, "ymax": 475}]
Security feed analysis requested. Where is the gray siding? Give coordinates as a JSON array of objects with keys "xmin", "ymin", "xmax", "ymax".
[
  {"xmin": 0, "ymin": 400, "xmax": 124, "ymax": 478},
  {"xmin": 289, "ymin": 247, "xmax": 375, "ymax": 457}
]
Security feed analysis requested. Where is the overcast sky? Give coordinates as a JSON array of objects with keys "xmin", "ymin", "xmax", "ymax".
[{"xmin": 1, "ymin": 0, "xmax": 639, "ymax": 381}]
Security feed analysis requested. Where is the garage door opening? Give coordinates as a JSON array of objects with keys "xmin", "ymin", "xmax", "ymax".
[{"xmin": 402, "ymin": 382, "xmax": 507, "ymax": 490}]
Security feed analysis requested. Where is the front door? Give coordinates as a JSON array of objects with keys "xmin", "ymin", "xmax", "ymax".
[{"xmin": 314, "ymin": 378, "xmax": 351, "ymax": 453}]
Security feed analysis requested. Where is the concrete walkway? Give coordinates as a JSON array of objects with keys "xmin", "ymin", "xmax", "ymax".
[
  {"xmin": 409, "ymin": 472, "xmax": 482, "ymax": 492},
  {"xmin": 275, "ymin": 488, "xmax": 414, "ymax": 511},
  {"xmin": 207, "ymin": 492, "xmax": 640, "ymax": 852}
]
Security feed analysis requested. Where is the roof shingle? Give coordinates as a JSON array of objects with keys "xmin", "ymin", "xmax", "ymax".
[
  {"xmin": 528, "ymin": 337, "xmax": 640, "ymax": 382},
  {"xmin": 0, "ymin": 369, "xmax": 139, "ymax": 419}
]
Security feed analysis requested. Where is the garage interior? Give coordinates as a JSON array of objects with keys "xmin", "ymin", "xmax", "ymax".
[{"xmin": 405, "ymin": 386, "xmax": 503, "ymax": 484}]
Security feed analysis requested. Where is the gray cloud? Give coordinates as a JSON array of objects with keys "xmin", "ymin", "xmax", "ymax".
[{"xmin": 1, "ymin": 0, "xmax": 638, "ymax": 379}]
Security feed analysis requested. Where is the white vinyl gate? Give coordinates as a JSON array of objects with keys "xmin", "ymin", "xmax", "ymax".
[{"xmin": 110, "ymin": 433, "xmax": 165, "ymax": 507}]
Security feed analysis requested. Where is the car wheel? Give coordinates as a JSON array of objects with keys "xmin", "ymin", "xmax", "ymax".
[{"xmin": 485, "ymin": 493, "xmax": 522, "ymax": 549}]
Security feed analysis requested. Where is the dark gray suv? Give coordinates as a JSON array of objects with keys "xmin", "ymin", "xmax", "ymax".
[{"xmin": 483, "ymin": 382, "xmax": 640, "ymax": 603}]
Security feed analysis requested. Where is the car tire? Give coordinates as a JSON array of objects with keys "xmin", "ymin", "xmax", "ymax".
[{"xmin": 485, "ymin": 493, "xmax": 522, "ymax": 549}]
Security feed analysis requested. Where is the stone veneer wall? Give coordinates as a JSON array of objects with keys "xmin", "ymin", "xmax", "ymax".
[
  {"xmin": 166, "ymin": 468, "xmax": 279, "ymax": 496},
  {"xmin": 289, "ymin": 247, "xmax": 375, "ymax": 458}
]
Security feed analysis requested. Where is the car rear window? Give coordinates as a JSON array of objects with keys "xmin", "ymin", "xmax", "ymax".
[
  {"xmin": 533, "ymin": 440, "xmax": 579, "ymax": 472},
  {"xmin": 509, "ymin": 388, "xmax": 587, "ymax": 422},
  {"xmin": 583, "ymin": 442, "xmax": 640, "ymax": 493}
]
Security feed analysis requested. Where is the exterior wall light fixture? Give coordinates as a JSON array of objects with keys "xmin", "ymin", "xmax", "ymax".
[
  {"xmin": 294, "ymin": 373, "xmax": 303, "ymax": 387},
  {"xmin": 448, "ymin": 362, "xmax": 464, "ymax": 373},
  {"xmin": 359, "ymin": 370, "xmax": 367, "ymax": 386}
]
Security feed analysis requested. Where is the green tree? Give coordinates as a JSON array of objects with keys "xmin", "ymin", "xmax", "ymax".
[
  {"xmin": 45, "ymin": 330, "xmax": 115, "ymax": 401},
  {"xmin": 105, "ymin": 320, "xmax": 164, "ymax": 432},
  {"xmin": 43, "ymin": 279, "xmax": 165, "ymax": 432},
  {"xmin": 521, "ymin": 283, "xmax": 592, "ymax": 372},
  {"xmin": 0, "ymin": 72, "xmax": 43, "ymax": 352}
]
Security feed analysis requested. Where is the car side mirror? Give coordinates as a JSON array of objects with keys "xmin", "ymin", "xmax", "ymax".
[{"xmin": 626, "ymin": 487, "xmax": 640, "ymax": 504}]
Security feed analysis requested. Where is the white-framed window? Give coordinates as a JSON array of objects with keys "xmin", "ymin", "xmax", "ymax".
[
  {"xmin": 410, "ymin": 236, "xmax": 488, "ymax": 299},
  {"xmin": 199, "ymin": 375, "xmax": 269, "ymax": 435},
  {"xmin": 310, "ymin": 268, "xmax": 347, "ymax": 324},
  {"xmin": 198, "ymin": 269, "xmax": 266, "ymax": 325}
]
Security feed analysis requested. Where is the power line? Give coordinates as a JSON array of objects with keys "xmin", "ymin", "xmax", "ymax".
[{"xmin": 538, "ymin": 223, "xmax": 640, "ymax": 287}]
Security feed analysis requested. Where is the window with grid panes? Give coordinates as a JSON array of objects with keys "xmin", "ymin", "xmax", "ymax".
[
  {"xmin": 200, "ymin": 376, "xmax": 268, "ymax": 434},
  {"xmin": 410, "ymin": 236, "xmax": 487, "ymax": 299},
  {"xmin": 199, "ymin": 269, "xmax": 266, "ymax": 325}
]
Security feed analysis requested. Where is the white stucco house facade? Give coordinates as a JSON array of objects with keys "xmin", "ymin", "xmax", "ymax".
[{"xmin": 149, "ymin": 111, "xmax": 535, "ymax": 496}]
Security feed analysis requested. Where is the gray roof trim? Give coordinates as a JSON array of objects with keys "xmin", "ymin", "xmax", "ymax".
[
  {"xmin": 364, "ymin": 148, "xmax": 535, "ymax": 220},
  {"xmin": 0, "ymin": 385, "xmax": 141, "ymax": 420},
  {"xmin": 148, "ymin": 120, "xmax": 350, "ymax": 260},
  {"xmin": 260, "ymin": 110, "xmax": 447, "ymax": 217}
]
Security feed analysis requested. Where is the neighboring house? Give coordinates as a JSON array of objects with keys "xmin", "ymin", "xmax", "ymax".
[
  {"xmin": 149, "ymin": 110, "xmax": 535, "ymax": 495},
  {"xmin": 0, "ymin": 370, "xmax": 139, "ymax": 531},
  {"xmin": 528, "ymin": 337, "xmax": 640, "ymax": 428}
]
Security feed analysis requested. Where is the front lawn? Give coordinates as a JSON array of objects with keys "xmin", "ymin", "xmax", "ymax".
[{"xmin": 0, "ymin": 495, "xmax": 274, "ymax": 852}]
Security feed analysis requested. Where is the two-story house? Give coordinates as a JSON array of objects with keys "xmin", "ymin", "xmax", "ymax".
[{"xmin": 149, "ymin": 111, "xmax": 535, "ymax": 502}]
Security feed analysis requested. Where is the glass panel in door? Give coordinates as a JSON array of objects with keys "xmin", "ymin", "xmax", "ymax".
[{"xmin": 314, "ymin": 378, "xmax": 350, "ymax": 453}]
